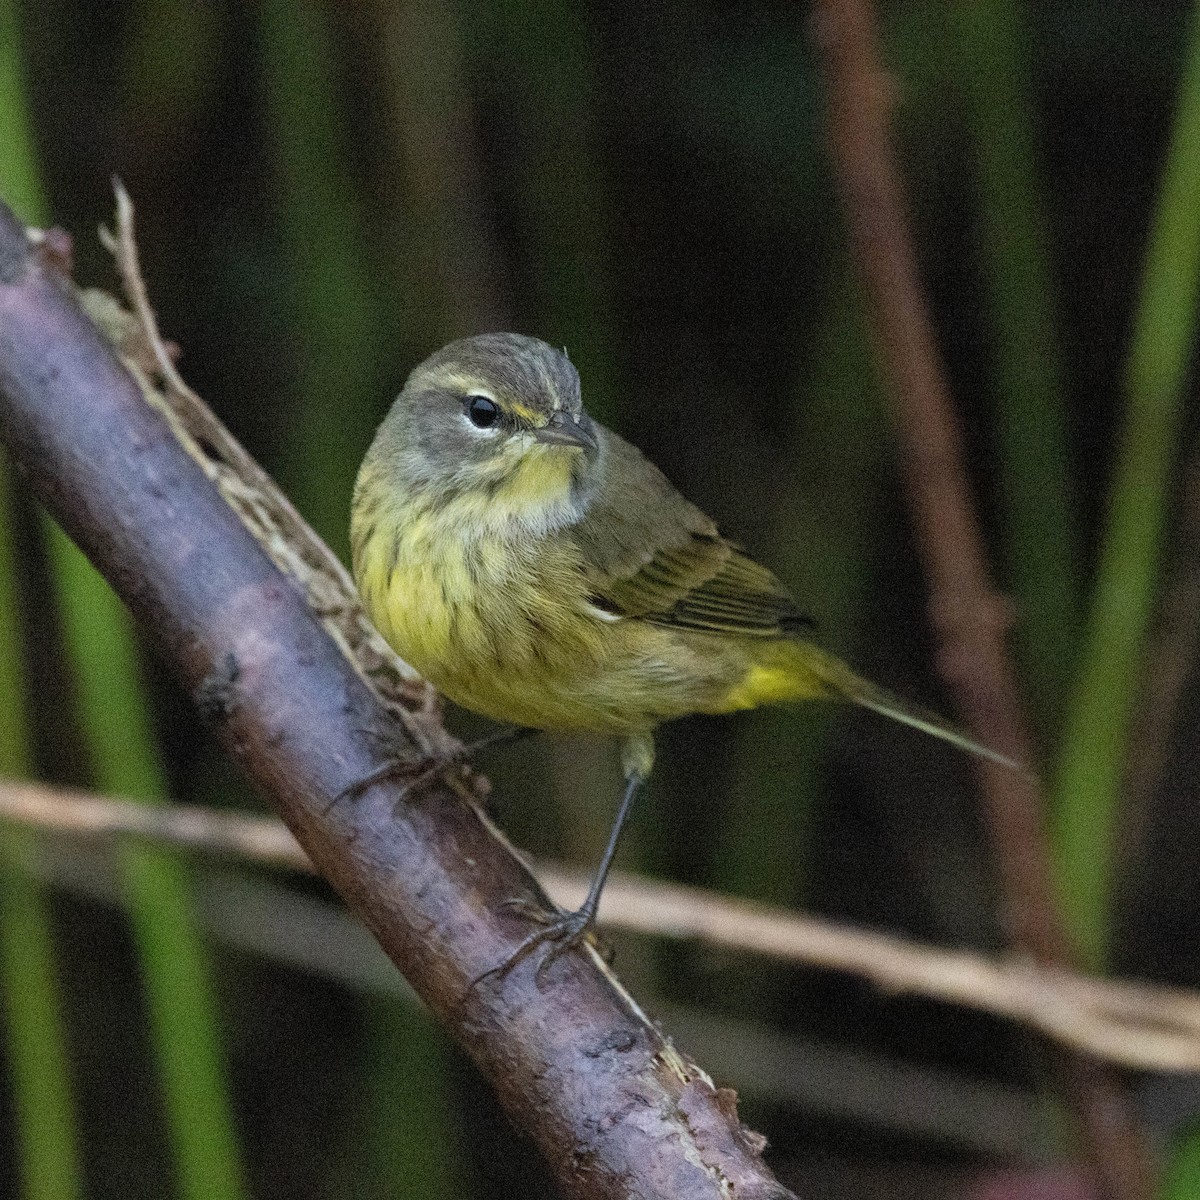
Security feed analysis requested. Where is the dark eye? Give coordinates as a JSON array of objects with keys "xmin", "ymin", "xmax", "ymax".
[{"xmin": 465, "ymin": 394, "xmax": 500, "ymax": 429}]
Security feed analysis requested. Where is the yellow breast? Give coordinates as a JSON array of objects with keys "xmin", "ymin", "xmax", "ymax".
[{"xmin": 353, "ymin": 466, "xmax": 619, "ymax": 729}]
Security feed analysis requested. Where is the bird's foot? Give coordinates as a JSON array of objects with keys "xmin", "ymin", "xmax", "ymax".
[
  {"xmin": 325, "ymin": 751, "xmax": 457, "ymax": 813},
  {"xmin": 327, "ymin": 726, "xmax": 535, "ymax": 813},
  {"xmin": 472, "ymin": 897, "xmax": 606, "ymax": 990}
]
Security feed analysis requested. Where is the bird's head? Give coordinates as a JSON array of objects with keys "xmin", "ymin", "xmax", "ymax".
[{"xmin": 367, "ymin": 333, "xmax": 601, "ymax": 532}]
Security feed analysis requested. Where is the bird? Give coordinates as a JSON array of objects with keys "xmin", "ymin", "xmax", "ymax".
[{"xmin": 350, "ymin": 332, "xmax": 1011, "ymax": 973}]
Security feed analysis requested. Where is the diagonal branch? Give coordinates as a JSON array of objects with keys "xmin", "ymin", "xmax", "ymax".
[
  {"xmin": 810, "ymin": 2, "xmax": 1154, "ymax": 1198},
  {"xmin": 0, "ymin": 197, "xmax": 795, "ymax": 1200}
]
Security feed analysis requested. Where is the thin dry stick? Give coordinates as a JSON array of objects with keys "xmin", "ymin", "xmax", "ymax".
[
  {"xmin": 11, "ymin": 778, "xmax": 1200, "ymax": 1073},
  {"xmin": 811, "ymin": 3, "xmax": 1154, "ymax": 1198}
]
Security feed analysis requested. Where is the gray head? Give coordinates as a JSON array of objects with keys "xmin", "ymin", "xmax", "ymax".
[
  {"xmin": 365, "ymin": 333, "xmax": 601, "ymax": 517},
  {"xmin": 415, "ymin": 332, "xmax": 585, "ymax": 422}
]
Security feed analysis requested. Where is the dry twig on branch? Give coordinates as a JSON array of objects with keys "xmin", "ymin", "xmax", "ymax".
[
  {"xmin": 811, "ymin": 1, "xmax": 1154, "ymax": 1197},
  {"xmin": 0, "ymin": 195, "xmax": 795, "ymax": 1200}
]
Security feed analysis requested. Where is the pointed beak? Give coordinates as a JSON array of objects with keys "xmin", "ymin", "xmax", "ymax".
[{"xmin": 533, "ymin": 411, "xmax": 598, "ymax": 451}]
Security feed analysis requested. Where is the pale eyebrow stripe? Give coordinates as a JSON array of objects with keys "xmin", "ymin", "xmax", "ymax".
[{"xmin": 424, "ymin": 367, "xmax": 491, "ymax": 395}]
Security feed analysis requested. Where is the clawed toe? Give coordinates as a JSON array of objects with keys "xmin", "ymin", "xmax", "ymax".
[
  {"xmin": 325, "ymin": 751, "xmax": 462, "ymax": 813},
  {"xmin": 471, "ymin": 902, "xmax": 600, "ymax": 990},
  {"xmin": 327, "ymin": 726, "xmax": 535, "ymax": 814}
]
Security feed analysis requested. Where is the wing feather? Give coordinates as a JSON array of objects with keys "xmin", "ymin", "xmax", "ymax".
[{"xmin": 570, "ymin": 429, "xmax": 811, "ymax": 638}]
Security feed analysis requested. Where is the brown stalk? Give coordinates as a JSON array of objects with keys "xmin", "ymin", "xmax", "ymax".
[
  {"xmin": 0, "ymin": 198, "xmax": 795, "ymax": 1200},
  {"xmin": 369, "ymin": 0, "xmax": 513, "ymax": 336},
  {"xmin": 810, "ymin": 2, "xmax": 1154, "ymax": 1197}
]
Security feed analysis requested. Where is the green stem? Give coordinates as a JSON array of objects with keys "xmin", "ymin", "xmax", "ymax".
[
  {"xmin": 259, "ymin": 6, "xmax": 457, "ymax": 1195},
  {"xmin": 48, "ymin": 530, "xmax": 249, "ymax": 1200},
  {"xmin": 375, "ymin": 0, "xmax": 508, "ymax": 342},
  {"xmin": 340, "ymin": 1001, "xmax": 459, "ymax": 1200},
  {"xmin": 468, "ymin": 0, "xmax": 619, "ymax": 421},
  {"xmin": 0, "ymin": 6, "xmax": 85, "ymax": 1196},
  {"xmin": 0, "ymin": 473, "xmax": 83, "ymax": 1200},
  {"xmin": 720, "ymin": 266, "xmax": 885, "ymax": 902},
  {"xmin": 1163, "ymin": 1121, "xmax": 1200, "ymax": 1200},
  {"xmin": 1052, "ymin": 1, "xmax": 1200, "ymax": 970},
  {"xmin": 258, "ymin": 0, "xmax": 383, "ymax": 558},
  {"xmin": 954, "ymin": 0, "xmax": 1081, "ymax": 747}
]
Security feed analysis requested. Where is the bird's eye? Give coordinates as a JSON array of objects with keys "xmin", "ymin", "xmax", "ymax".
[{"xmin": 465, "ymin": 394, "xmax": 500, "ymax": 429}]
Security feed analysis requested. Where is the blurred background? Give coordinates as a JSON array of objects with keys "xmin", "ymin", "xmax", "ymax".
[{"xmin": 1, "ymin": 0, "xmax": 1200, "ymax": 1197}]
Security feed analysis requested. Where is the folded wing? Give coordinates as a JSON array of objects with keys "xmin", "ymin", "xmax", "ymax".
[{"xmin": 571, "ymin": 429, "xmax": 812, "ymax": 637}]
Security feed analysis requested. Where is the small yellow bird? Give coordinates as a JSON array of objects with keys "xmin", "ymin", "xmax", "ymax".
[{"xmin": 352, "ymin": 333, "xmax": 1009, "ymax": 964}]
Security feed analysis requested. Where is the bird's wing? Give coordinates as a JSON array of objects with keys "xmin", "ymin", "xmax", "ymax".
[{"xmin": 571, "ymin": 429, "xmax": 811, "ymax": 637}]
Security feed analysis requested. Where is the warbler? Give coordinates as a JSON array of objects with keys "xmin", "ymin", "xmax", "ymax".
[{"xmin": 351, "ymin": 333, "xmax": 1010, "ymax": 963}]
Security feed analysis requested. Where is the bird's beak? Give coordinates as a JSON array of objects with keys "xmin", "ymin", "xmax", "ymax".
[{"xmin": 533, "ymin": 411, "xmax": 598, "ymax": 451}]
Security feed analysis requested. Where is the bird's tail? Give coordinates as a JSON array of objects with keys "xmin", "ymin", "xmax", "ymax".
[{"xmin": 802, "ymin": 644, "xmax": 1019, "ymax": 770}]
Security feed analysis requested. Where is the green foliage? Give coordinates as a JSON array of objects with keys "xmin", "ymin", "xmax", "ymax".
[
  {"xmin": 1053, "ymin": 0, "xmax": 1200, "ymax": 972},
  {"xmin": 342, "ymin": 1003, "xmax": 460, "ymax": 1200}
]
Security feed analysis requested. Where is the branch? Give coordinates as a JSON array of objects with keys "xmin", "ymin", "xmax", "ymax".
[
  {"xmin": 810, "ymin": 3, "xmax": 1154, "ymax": 1198},
  {"xmin": 11, "ymin": 778, "xmax": 1200, "ymax": 1073},
  {"xmin": 0, "ymin": 198, "xmax": 794, "ymax": 1200}
]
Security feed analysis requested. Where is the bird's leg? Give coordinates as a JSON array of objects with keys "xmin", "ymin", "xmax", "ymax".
[
  {"xmin": 328, "ymin": 725, "xmax": 536, "ymax": 811},
  {"xmin": 474, "ymin": 769, "xmax": 645, "ymax": 988}
]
